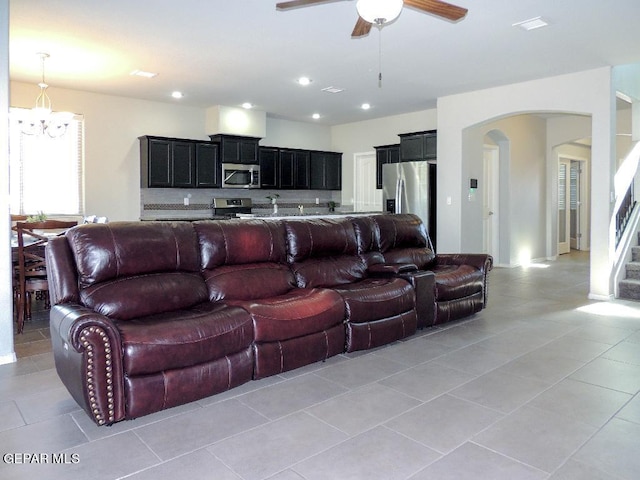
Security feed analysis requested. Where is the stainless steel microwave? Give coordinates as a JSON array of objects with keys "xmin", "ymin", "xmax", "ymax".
[{"xmin": 221, "ymin": 163, "xmax": 260, "ymax": 189}]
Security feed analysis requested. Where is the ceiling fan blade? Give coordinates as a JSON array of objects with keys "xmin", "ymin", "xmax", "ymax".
[
  {"xmin": 276, "ymin": 0, "xmax": 341, "ymax": 10},
  {"xmin": 351, "ymin": 16, "xmax": 372, "ymax": 38},
  {"xmin": 403, "ymin": 0, "xmax": 468, "ymax": 21}
]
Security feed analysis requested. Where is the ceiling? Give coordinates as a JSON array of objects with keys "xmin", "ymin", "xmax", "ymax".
[{"xmin": 9, "ymin": 0, "xmax": 640, "ymax": 126}]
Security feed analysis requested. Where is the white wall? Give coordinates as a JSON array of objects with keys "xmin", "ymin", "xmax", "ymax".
[
  {"xmin": 332, "ymin": 109, "xmax": 437, "ymax": 208},
  {"xmin": 437, "ymin": 67, "xmax": 615, "ymax": 299},
  {"xmin": 11, "ymin": 81, "xmax": 208, "ymax": 221},
  {"xmin": 263, "ymin": 117, "xmax": 332, "ymax": 150},
  {"xmin": 462, "ymin": 115, "xmax": 547, "ymax": 264}
]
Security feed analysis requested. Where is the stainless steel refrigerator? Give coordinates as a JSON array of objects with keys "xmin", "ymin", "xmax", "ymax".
[{"xmin": 382, "ymin": 161, "xmax": 437, "ymax": 248}]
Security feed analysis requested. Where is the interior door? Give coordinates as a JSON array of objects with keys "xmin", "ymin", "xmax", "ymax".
[
  {"xmin": 483, "ymin": 146, "xmax": 499, "ymax": 258},
  {"xmin": 569, "ymin": 160, "xmax": 581, "ymax": 250},
  {"xmin": 558, "ymin": 159, "xmax": 570, "ymax": 255},
  {"xmin": 354, "ymin": 152, "xmax": 382, "ymax": 212}
]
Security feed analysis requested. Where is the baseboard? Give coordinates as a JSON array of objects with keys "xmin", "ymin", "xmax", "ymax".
[
  {"xmin": 588, "ymin": 293, "xmax": 614, "ymax": 301},
  {"xmin": 0, "ymin": 352, "xmax": 17, "ymax": 366}
]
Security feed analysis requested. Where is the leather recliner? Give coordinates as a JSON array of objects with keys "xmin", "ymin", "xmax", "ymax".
[
  {"xmin": 193, "ymin": 219, "xmax": 346, "ymax": 379},
  {"xmin": 283, "ymin": 218, "xmax": 417, "ymax": 352},
  {"xmin": 352, "ymin": 214, "xmax": 493, "ymax": 326},
  {"xmin": 47, "ymin": 222, "xmax": 254, "ymax": 425}
]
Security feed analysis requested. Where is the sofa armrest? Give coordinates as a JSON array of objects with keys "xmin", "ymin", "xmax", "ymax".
[
  {"xmin": 50, "ymin": 304, "xmax": 125, "ymax": 425},
  {"xmin": 435, "ymin": 253, "xmax": 493, "ymax": 272},
  {"xmin": 399, "ymin": 270, "xmax": 436, "ymax": 329},
  {"xmin": 368, "ymin": 262, "xmax": 418, "ymax": 275}
]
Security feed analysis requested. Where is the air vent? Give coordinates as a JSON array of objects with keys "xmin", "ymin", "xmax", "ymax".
[
  {"xmin": 512, "ymin": 16, "xmax": 550, "ymax": 31},
  {"xmin": 321, "ymin": 86, "xmax": 345, "ymax": 94}
]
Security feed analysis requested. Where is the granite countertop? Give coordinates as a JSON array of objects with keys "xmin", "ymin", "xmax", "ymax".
[{"xmin": 235, "ymin": 211, "xmax": 384, "ymax": 220}]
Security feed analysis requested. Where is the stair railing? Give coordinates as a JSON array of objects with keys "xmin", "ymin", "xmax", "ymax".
[
  {"xmin": 612, "ymin": 140, "xmax": 640, "ymax": 297},
  {"xmin": 616, "ymin": 180, "xmax": 636, "ymax": 248}
]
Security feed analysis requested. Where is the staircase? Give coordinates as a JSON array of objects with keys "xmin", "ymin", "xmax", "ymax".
[{"xmin": 619, "ymin": 232, "xmax": 640, "ymax": 301}]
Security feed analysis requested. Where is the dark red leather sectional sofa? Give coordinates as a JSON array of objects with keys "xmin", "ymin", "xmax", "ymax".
[{"xmin": 46, "ymin": 214, "xmax": 492, "ymax": 425}]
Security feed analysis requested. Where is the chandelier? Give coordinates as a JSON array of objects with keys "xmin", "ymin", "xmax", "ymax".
[{"xmin": 16, "ymin": 53, "xmax": 74, "ymax": 138}]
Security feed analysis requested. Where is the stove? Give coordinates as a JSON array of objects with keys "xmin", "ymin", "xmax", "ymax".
[{"xmin": 211, "ymin": 197, "xmax": 252, "ymax": 218}]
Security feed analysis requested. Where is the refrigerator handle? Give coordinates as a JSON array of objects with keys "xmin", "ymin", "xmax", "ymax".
[{"xmin": 396, "ymin": 177, "xmax": 403, "ymax": 213}]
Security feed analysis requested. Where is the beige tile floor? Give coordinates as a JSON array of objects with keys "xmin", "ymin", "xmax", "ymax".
[{"xmin": 2, "ymin": 251, "xmax": 640, "ymax": 479}]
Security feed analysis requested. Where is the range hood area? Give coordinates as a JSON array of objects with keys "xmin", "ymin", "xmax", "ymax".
[{"xmin": 206, "ymin": 105, "xmax": 266, "ymax": 138}]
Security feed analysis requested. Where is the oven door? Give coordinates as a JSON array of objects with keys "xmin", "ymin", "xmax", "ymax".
[{"xmin": 221, "ymin": 163, "xmax": 260, "ymax": 189}]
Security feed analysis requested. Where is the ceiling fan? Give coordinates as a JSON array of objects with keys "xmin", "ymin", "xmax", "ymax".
[{"xmin": 276, "ymin": 0, "xmax": 468, "ymax": 37}]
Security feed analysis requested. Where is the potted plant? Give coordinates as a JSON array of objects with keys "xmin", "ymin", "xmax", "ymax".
[
  {"xmin": 266, "ymin": 193, "xmax": 280, "ymax": 204},
  {"xmin": 266, "ymin": 193, "xmax": 280, "ymax": 214},
  {"xmin": 26, "ymin": 211, "xmax": 47, "ymax": 222},
  {"xmin": 328, "ymin": 201, "xmax": 336, "ymax": 213}
]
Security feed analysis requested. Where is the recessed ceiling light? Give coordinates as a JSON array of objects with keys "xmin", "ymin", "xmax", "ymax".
[
  {"xmin": 130, "ymin": 69, "xmax": 158, "ymax": 78},
  {"xmin": 297, "ymin": 76, "xmax": 312, "ymax": 86},
  {"xmin": 242, "ymin": 102, "xmax": 253, "ymax": 109},
  {"xmin": 512, "ymin": 16, "xmax": 550, "ymax": 31},
  {"xmin": 361, "ymin": 103, "xmax": 371, "ymax": 110},
  {"xmin": 312, "ymin": 113, "xmax": 321, "ymax": 120},
  {"xmin": 171, "ymin": 91, "xmax": 184, "ymax": 99}
]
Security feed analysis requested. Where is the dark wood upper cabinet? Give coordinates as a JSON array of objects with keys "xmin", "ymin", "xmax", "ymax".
[
  {"xmin": 310, "ymin": 151, "xmax": 342, "ymax": 190},
  {"xmin": 279, "ymin": 149, "xmax": 310, "ymax": 190},
  {"xmin": 140, "ymin": 136, "xmax": 219, "ymax": 188},
  {"xmin": 209, "ymin": 134, "xmax": 260, "ymax": 165},
  {"xmin": 259, "ymin": 147, "xmax": 279, "ymax": 189},
  {"xmin": 144, "ymin": 137, "xmax": 172, "ymax": 187},
  {"xmin": 195, "ymin": 142, "xmax": 220, "ymax": 187},
  {"xmin": 172, "ymin": 141, "xmax": 195, "ymax": 187},
  {"xmin": 374, "ymin": 144, "xmax": 400, "ymax": 189},
  {"xmin": 399, "ymin": 130, "xmax": 437, "ymax": 162}
]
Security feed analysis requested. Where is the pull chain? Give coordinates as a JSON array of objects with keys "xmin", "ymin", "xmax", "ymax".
[{"xmin": 378, "ymin": 25, "xmax": 383, "ymax": 88}]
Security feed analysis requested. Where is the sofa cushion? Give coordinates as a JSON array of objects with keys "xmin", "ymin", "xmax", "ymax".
[
  {"xmin": 66, "ymin": 222, "xmax": 201, "ymax": 287},
  {"xmin": 431, "ymin": 264, "xmax": 484, "ymax": 301},
  {"xmin": 285, "ymin": 218, "xmax": 358, "ymax": 262},
  {"xmin": 290, "ymin": 256, "xmax": 367, "ymax": 288},
  {"xmin": 333, "ymin": 277, "xmax": 415, "ymax": 324},
  {"xmin": 372, "ymin": 214, "xmax": 436, "ymax": 268},
  {"xmin": 285, "ymin": 218, "xmax": 366, "ymax": 288},
  {"xmin": 194, "ymin": 219, "xmax": 287, "ymax": 269},
  {"xmin": 81, "ymin": 271, "xmax": 209, "ymax": 320},
  {"xmin": 228, "ymin": 288, "xmax": 345, "ymax": 342},
  {"xmin": 201, "ymin": 262, "xmax": 295, "ymax": 301},
  {"xmin": 116, "ymin": 302, "xmax": 253, "ymax": 376}
]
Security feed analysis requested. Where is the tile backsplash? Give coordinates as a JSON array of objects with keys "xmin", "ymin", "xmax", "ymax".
[{"xmin": 141, "ymin": 188, "xmax": 345, "ymax": 220}]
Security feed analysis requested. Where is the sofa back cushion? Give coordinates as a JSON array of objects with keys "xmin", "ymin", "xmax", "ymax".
[
  {"xmin": 66, "ymin": 222, "xmax": 208, "ymax": 319},
  {"xmin": 350, "ymin": 216, "xmax": 385, "ymax": 267},
  {"xmin": 194, "ymin": 220, "xmax": 294, "ymax": 301},
  {"xmin": 284, "ymin": 218, "xmax": 366, "ymax": 288},
  {"xmin": 194, "ymin": 220, "xmax": 287, "ymax": 268},
  {"xmin": 372, "ymin": 214, "xmax": 436, "ymax": 269}
]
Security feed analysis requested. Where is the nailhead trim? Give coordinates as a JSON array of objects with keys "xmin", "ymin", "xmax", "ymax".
[{"xmin": 80, "ymin": 326, "xmax": 116, "ymax": 425}]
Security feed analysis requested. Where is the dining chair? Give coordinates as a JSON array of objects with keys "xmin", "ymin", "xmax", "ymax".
[{"xmin": 14, "ymin": 220, "xmax": 77, "ymax": 333}]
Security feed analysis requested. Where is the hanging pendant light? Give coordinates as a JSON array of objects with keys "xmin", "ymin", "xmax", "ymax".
[
  {"xmin": 356, "ymin": 0, "xmax": 403, "ymax": 26},
  {"xmin": 16, "ymin": 53, "xmax": 74, "ymax": 138}
]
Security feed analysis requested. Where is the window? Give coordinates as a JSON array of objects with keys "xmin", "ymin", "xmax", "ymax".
[{"xmin": 9, "ymin": 107, "xmax": 84, "ymax": 216}]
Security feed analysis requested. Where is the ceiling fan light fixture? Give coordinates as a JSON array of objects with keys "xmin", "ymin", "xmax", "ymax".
[{"xmin": 356, "ymin": 0, "xmax": 403, "ymax": 25}]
